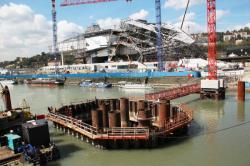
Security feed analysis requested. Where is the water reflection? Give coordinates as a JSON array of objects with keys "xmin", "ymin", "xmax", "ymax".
[
  {"xmin": 191, "ymin": 100, "xmax": 225, "ymax": 132},
  {"xmin": 237, "ymin": 101, "xmax": 245, "ymax": 122}
]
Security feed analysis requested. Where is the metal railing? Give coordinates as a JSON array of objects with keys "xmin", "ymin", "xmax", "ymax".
[
  {"xmin": 156, "ymin": 111, "xmax": 192, "ymax": 135},
  {"xmin": 47, "ymin": 112, "xmax": 149, "ymax": 140},
  {"xmin": 145, "ymin": 83, "xmax": 200, "ymax": 100}
]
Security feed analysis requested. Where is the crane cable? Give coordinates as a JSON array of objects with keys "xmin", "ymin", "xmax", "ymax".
[{"xmin": 181, "ymin": 0, "xmax": 190, "ymax": 30}]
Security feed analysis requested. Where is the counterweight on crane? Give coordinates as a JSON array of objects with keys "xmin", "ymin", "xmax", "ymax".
[{"xmin": 60, "ymin": 0, "xmax": 163, "ymax": 71}]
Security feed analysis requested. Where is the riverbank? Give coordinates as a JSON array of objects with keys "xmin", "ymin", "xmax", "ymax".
[{"xmin": 64, "ymin": 77, "xmax": 201, "ymax": 86}]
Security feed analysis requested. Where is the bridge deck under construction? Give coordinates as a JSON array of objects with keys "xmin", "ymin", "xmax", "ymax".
[{"xmin": 145, "ymin": 84, "xmax": 200, "ymax": 100}]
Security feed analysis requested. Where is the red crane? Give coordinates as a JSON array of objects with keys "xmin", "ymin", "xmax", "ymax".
[
  {"xmin": 61, "ymin": 0, "xmax": 132, "ymax": 6},
  {"xmin": 207, "ymin": 0, "xmax": 217, "ymax": 80}
]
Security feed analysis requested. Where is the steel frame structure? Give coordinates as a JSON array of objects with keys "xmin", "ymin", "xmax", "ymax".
[
  {"xmin": 60, "ymin": 0, "xmax": 163, "ymax": 71},
  {"xmin": 207, "ymin": 0, "xmax": 217, "ymax": 80}
]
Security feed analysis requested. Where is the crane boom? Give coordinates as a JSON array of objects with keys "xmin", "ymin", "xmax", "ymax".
[
  {"xmin": 207, "ymin": 0, "xmax": 217, "ymax": 80},
  {"xmin": 181, "ymin": 0, "xmax": 190, "ymax": 30},
  {"xmin": 60, "ymin": 0, "xmax": 164, "ymax": 71},
  {"xmin": 61, "ymin": 0, "xmax": 117, "ymax": 6}
]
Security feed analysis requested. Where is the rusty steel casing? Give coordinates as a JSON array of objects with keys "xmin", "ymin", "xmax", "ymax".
[
  {"xmin": 110, "ymin": 99, "xmax": 117, "ymax": 111},
  {"xmin": 137, "ymin": 109, "xmax": 150, "ymax": 127},
  {"xmin": 137, "ymin": 100, "xmax": 145, "ymax": 111},
  {"xmin": 120, "ymin": 98, "xmax": 129, "ymax": 127},
  {"xmin": 238, "ymin": 81, "xmax": 245, "ymax": 101},
  {"xmin": 115, "ymin": 99, "xmax": 120, "ymax": 110},
  {"xmin": 157, "ymin": 100, "xmax": 170, "ymax": 127},
  {"xmin": 97, "ymin": 99, "xmax": 104, "ymax": 108},
  {"xmin": 108, "ymin": 111, "xmax": 121, "ymax": 128},
  {"xmin": 91, "ymin": 109, "xmax": 103, "ymax": 129},
  {"xmin": 99, "ymin": 103, "xmax": 109, "ymax": 128}
]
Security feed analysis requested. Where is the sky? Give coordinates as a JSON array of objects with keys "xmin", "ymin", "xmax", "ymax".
[{"xmin": 0, "ymin": 0, "xmax": 250, "ymax": 61}]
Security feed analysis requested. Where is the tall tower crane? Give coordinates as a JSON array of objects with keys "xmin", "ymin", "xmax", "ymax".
[
  {"xmin": 59, "ymin": 0, "xmax": 164, "ymax": 71},
  {"xmin": 51, "ymin": 0, "xmax": 58, "ymax": 55},
  {"xmin": 200, "ymin": 0, "xmax": 225, "ymax": 100},
  {"xmin": 207, "ymin": 0, "xmax": 217, "ymax": 80},
  {"xmin": 51, "ymin": 0, "xmax": 61, "ymax": 74}
]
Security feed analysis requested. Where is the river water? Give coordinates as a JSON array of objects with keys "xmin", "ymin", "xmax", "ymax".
[{"xmin": 1, "ymin": 85, "xmax": 250, "ymax": 166}]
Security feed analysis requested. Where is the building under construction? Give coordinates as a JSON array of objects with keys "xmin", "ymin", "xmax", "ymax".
[{"xmin": 57, "ymin": 20, "xmax": 194, "ymax": 64}]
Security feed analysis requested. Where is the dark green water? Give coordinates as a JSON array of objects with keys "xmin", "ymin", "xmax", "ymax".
[{"xmin": 1, "ymin": 85, "xmax": 250, "ymax": 166}]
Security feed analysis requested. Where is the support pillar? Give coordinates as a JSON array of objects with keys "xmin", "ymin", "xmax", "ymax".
[
  {"xmin": 238, "ymin": 81, "xmax": 245, "ymax": 101},
  {"xmin": 120, "ymin": 98, "xmax": 129, "ymax": 127}
]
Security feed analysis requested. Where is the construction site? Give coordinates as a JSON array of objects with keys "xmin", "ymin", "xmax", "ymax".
[
  {"xmin": 56, "ymin": 19, "xmax": 194, "ymax": 64},
  {"xmin": 1, "ymin": 0, "xmax": 250, "ymax": 165}
]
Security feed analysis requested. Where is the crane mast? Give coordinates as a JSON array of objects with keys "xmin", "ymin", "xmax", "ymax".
[
  {"xmin": 60, "ymin": 0, "xmax": 163, "ymax": 71},
  {"xmin": 200, "ymin": 0, "xmax": 225, "ymax": 100},
  {"xmin": 207, "ymin": 0, "xmax": 217, "ymax": 80},
  {"xmin": 52, "ymin": 0, "xmax": 58, "ymax": 55},
  {"xmin": 155, "ymin": 0, "xmax": 163, "ymax": 71}
]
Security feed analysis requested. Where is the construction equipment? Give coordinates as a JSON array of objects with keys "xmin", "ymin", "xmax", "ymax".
[
  {"xmin": 207, "ymin": 0, "xmax": 217, "ymax": 80},
  {"xmin": 51, "ymin": 0, "xmax": 58, "ymax": 55},
  {"xmin": 0, "ymin": 84, "xmax": 12, "ymax": 111},
  {"xmin": 200, "ymin": 0, "xmax": 225, "ymax": 100},
  {"xmin": 181, "ymin": 0, "xmax": 190, "ymax": 30},
  {"xmin": 59, "ymin": 0, "xmax": 164, "ymax": 71},
  {"xmin": 51, "ymin": 0, "xmax": 60, "ymax": 74},
  {"xmin": 17, "ymin": 119, "xmax": 61, "ymax": 165}
]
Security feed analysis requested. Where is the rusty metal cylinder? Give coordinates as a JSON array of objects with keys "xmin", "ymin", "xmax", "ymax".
[
  {"xmin": 91, "ymin": 109, "xmax": 103, "ymax": 129},
  {"xmin": 110, "ymin": 99, "xmax": 117, "ymax": 111},
  {"xmin": 137, "ymin": 109, "xmax": 150, "ymax": 127},
  {"xmin": 120, "ymin": 98, "xmax": 129, "ymax": 127},
  {"xmin": 87, "ymin": 101, "xmax": 97, "ymax": 112},
  {"xmin": 99, "ymin": 103, "xmax": 109, "ymax": 128},
  {"xmin": 115, "ymin": 99, "xmax": 120, "ymax": 110},
  {"xmin": 137, "ymin": 100, "xmax": 145, "ymax": 111},
  {"xmin": 3, "ymin": 86, "xmax": 12, "ymax": 111},
  {"xmin": 132, "ymin": 101, "xmax": 137, "ymax": 113},
  {"xmin": 137, "ymin": 109, "xmax": 147, "ymax": 120},
  {"xmin": 108, "ymin": 111, "xmax": 121, "ymax": 128},
  {"xmin": 97, "ymin": 99, "xmax": 104, "ymax": 108},
  {"xmin": 157, "ymin": 100, "xmax": 170, "ymax": 127},
  {"xmin": 238, "ymin": 81, "xmax": 245, "ymax": 101}
]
